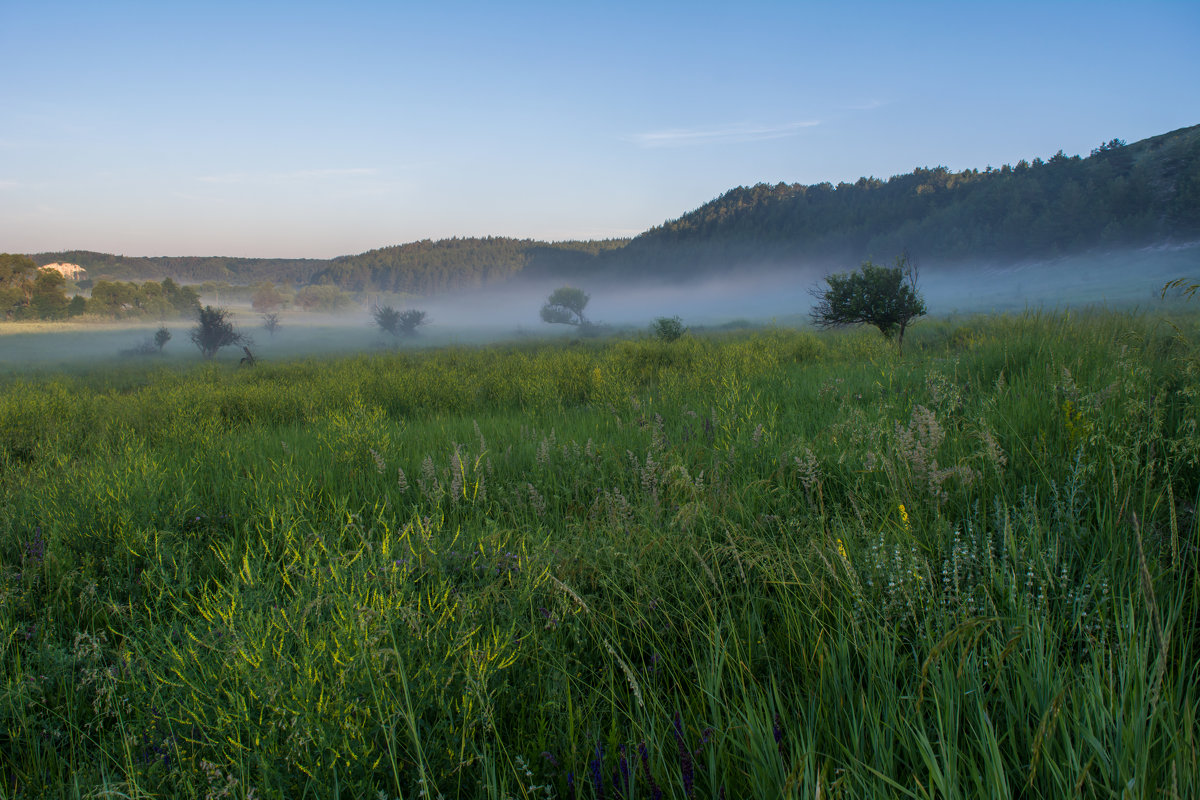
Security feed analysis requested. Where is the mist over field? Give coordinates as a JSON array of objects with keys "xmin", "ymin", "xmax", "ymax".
[{"xmin": 2, "ymin": 243, "xmax": 1197, "ymax": 372}]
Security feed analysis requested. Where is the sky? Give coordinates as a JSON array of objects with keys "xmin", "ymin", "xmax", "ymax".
[{"xmin": 2, "ymin": 1, "xmax": 1198, "ymax": 259}]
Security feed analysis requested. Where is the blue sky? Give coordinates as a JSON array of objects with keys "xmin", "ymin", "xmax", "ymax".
[{"xmin": 2, "ymin": 1, "xmax": 1197, "ymax": 258}]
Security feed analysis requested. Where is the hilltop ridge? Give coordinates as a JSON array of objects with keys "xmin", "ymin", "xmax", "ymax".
[{"xmin": 28, "ymin": 123, "xmax": 1200, "ymax": 292}]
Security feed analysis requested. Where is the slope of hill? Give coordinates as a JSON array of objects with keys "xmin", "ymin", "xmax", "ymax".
[
  {"xmin": 609, "ymin": 123, "xmax": 1200, "ymax": 275},
  {"xmin": 26, "ymin": 124, "xmax": 1200, "ymax": 292},
  {"xmin": 309, "ymin": 236, "xmax": 629, "ymax": 294},
  {"xmin": 28, "ymin": 251, "xmax": 327, "ymax": 286}
]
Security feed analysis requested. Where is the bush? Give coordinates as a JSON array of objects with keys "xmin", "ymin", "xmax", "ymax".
[{"xmin": 651, "ymin": 315, "xmax": 686, "ymax": 342}]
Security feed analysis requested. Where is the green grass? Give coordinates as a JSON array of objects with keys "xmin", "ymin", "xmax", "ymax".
[{"xmin": 1, "ymin": 310, "xmax": 1198, "ymax": 798}]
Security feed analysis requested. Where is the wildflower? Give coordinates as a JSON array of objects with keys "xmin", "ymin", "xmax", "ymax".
[
  {"xmin": 773, "ymin": 713, "xmax": 785, "ymax": 760},
  {"xmin": 24, "ymin": 527, "xmax": 45, "ymax": 565},
  {"xmin": 674, "ymin": 713, "xmax": 695, "ymax": 798},
  {"xmin": 638, "ymin": 741, "xmax": 663, "ymax": 800},
  {"xmin": 898, "ymin": 504, "xmax": 910, "ymax": 530},
  {"xmin": 612, "ymin": 745, "xmax": 631, "ymax": 800},
  {"xmin": 836, "ymin": 538, "xmax": 848, "ymax": 560},
  {"xmin": 589, "ymin": 741, "xmax": 606, "ymax": 800}
]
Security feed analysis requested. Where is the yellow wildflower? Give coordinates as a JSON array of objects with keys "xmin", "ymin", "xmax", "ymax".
[
  {"xmin": 836, "ymin": 538, "xmax": 848, "ymax": 560},
  {"xmin": 898, "ymin": 504, "xmax": 910, "ymax": 530}
]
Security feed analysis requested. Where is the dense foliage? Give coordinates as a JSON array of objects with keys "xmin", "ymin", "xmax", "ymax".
[
  {"xmin": 311, "ymin": 237, "xmax": 629, "ymax": 294},
  {"xmin": 87, "ymin": 278, "xmax": 200, "ymax": 319},
  {"xmin": 190, "ymin": 305, "xmax": 245, "ymax": 359},
  {"xmin": 30, "ymin": 251, "xmax": 326, "ymax": 286},
  {"xmin": 1, "ymin": 310, "xmax": 1197, "ymax": 797},
  {"xmin": 811, "ymin": 256, "xmax": 927, "ymax": 352},
  {"xmin": 540, "ymin": 285, "xmax": 591, "ymax": 326},
  {"xmin": 620, "ymin": 125, "xmax": 1200, "ymax": 272},
  {"xmin": 0, "ymin": 254, "xmax": 75, "ymax": 320},
  {"xmin": 373, "ymin": 305, "xmax": 427, "ymax": 338}
]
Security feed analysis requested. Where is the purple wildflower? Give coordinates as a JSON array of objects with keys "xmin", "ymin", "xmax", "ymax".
[
  {"xmin": 773, "ymin": 713, "xmax": 785, "ymax": 760},
  {"xmin": 611, "ymin": 744, "xmax": 630, "ymax": 800},
  {"xmin": 694, "ymin": 726, "xmax": 714, "ymax": 758},
  {"xmin": 674, "ymin": 713, "xmax": 695, "ymax": 799},
  {"xmin": 638, "ymin": 741, "xmax": 663, "ymax": 800},
  {"xmin": 24, "ymin": 527, "xmax": 45, "ymax": 565},
  {"xmin": 567, "ymin": 771, "xmax": 576, "ymax": 800},
  {"xmin": 590, "ymin": 741, "xmax": 606, "ymax": 800}
]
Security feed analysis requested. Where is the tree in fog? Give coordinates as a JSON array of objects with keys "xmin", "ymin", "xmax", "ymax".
[
  {"xmin": 374, "ymin": 306, "xmax": 427, "ymax": 338},
  {"xmin": 252, "ymin": 282, "xmax": 289, "ymax": 313},
  {"xmin": 262, "ymin": 312, "xmax": 281, "ymax": 336},
  {"xmin": 540, "ymin": 286, "xmax": 590, "ymax": 327},
  {"xmin": 397, "ymin": 309, "xmax": 427, "ymax": 336},
  {"xmin": 810, "ymin": 254, "xmax": 926, "ymax": 355},
  {"xmin": 154, "ymin": 326, "xmax": 171, "ymax": 351},
  {"xmin": 190, "ymin": 306, "xmax": 244, "ymax": 359},
  {"xmin": 651, "ymin": 315, "xmax": 686, "ymax": 342}
]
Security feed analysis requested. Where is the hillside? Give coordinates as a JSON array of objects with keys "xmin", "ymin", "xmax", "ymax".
[
  {"xmin": 27, "ymin": 124, "xmax": 1200, "ymax": 292},
  {"xmin": 27, "ymin": 251, "xmax": 327, "ymax": 286},
  {"xmin": 309, "ymin": 236, "xmax": 629, "ymax": 294},
  {"xmin": 609, "ymin": 123, "xmax": 1200, "ymax": 275}
]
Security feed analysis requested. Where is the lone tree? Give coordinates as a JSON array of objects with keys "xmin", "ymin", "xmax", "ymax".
[
  {"xmin": 397, "ymin": 309, "xmax": 427, "ymax": 336},
  {"xmin": 262, "ymin": 312, "xmax": 281, "ymax": 337},
  {"xmin": 540, "ymin": 286, "xmax": 589, "ymax": 327},
  {"xmin": 810, "ymin": 254, "xmax": 927, "ymax": 354},
  {"xmin": 191, "ymin": 305, "xmax": 244, "ymax": 359},
  {"xmin": 373, "ymin": 305, "xmax": 427, "ymax": 338},
  {"xmin": 651, "ymin": 315, "xmax": 686, "ymax": 342},
  {"xmin": 153, "ymin": 326, "xmax": 171, "ymax": 351}
]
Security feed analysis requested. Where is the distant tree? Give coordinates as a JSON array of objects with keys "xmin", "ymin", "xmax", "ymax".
[
  {"xmin": 66, "ymin": 295, "xmax": 87, "ymax": 317},
  {"xmin": 810, "ymin": 254, "xmax": 927, "ymax": 355},
  {"xmin": 154, "ymin": 326, "xmax": 172, "ymax": 351},
  {"xmin": 397, "ymin": 309, "xmax": 427, "ymax": 336},
  {"xmin": 262, "ymin": 312, "xmax": 281, "ymax": 336},
  {"xmin": 0, "ymin": 254, "xmax": 38, "ymax": 319},
  {"xmin": 295, "ymin": 285, "xmax": 351, "ymax": 312},
  {"xmin": 88, "ymin": 281, "xmax": 139, "ymax": 317},
  {"xmin": 190, "ymin": 305, "xmax": 244, "ymax": 359},
  {"xmin": 374, "ymin": 306, "xmax": 427, "ymax": 338},
  {"xmin": 651, "ymin": 315, "xmax": 686, "ymax": 342},
  {"xmin": 373, "ymin": 305, "xmax": 402, "ymax": 337},
  {"xmin": 252, "ymin": 282, "xmax": 289, "ymax": 312},
  {"xmin": 31, "ymin": 269, "xmax": 70, "ymax": 319},
  {"xmin": 540, "ymin": 286, "xmax": 590, "ymax": 327}
]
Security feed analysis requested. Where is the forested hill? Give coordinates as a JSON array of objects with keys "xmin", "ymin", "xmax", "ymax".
[
  {"xmin": 606, "ymin": 124, "xmax": 1200, "ymax": 275},
  {"xmin": 27, "ymin": 124, "xmax": 1200, "ymax": 292},
  {"xmin": 308, "ymin": 237, "xmax": 629, "ymax": 293},
  {"xmin": 28, "ymin": 251, "xmax": 327, "ymax": 285},
  {"xmin": 30, "ymin": 238, "xmax": 630, "ymax": 294}
]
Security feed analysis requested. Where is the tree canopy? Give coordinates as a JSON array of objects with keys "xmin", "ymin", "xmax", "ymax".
[
  {"xmin": 811, "ymin": 256, "xmax": 927, "ymax": 353},
  {"xmin": 540, "ymin": 286, "xmax": 590, "ymax": 326},
  {"xmin": 190, "ymin": 306, "xmax": 245, "ymax": 359}
]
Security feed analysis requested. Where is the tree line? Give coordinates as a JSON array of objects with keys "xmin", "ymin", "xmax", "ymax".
[
  {"xmin": 618, "ymin": 127, "xmax": 1200, "ymax": 273},
  {"xmin": 22, "ymin": 124, "xmax": 1200, "ymax": 294}
]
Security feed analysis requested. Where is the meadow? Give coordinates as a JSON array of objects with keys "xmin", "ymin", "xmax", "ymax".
[{"xmin": 1, "ymin": 309, "xmax": 1197, "ymax": 798}]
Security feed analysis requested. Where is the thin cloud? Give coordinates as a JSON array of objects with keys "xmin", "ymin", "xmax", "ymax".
[
  {"xmin": 843, "ymin": 99, "xmax": 890, "ymax": 111},
  {"xmin": 628, "ymin": 121, "xmax": 819, "ymax": 148},
  {"xmin": 197, "ymin": 167, "xmax": 378, "ymax": 184}
]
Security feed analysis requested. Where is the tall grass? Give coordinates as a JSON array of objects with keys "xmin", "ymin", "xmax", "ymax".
[{"xmin": 1, "ymin": 310, "xmax": 1197, "ymax": 798}]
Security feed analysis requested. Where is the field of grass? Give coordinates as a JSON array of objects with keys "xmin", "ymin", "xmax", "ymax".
[{"xmin": 1, "ymin": 310, "xmax": 1198, "ymax": 798}]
